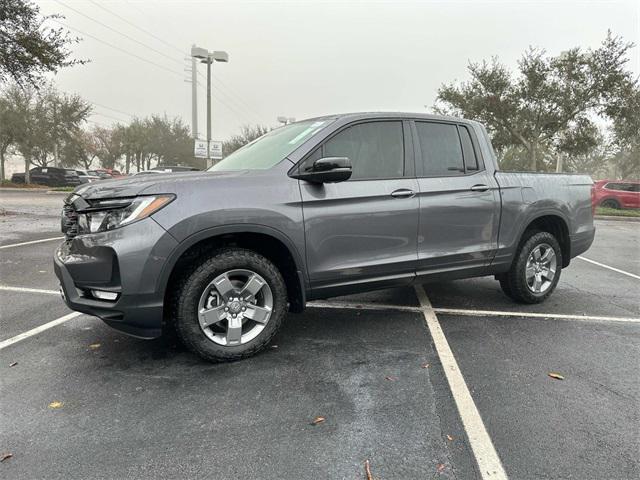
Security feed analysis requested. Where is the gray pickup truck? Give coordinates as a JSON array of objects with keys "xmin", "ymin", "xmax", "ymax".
[{"xmin": 55, "ymin": 113, "xmax": 595, "ymax": 361}]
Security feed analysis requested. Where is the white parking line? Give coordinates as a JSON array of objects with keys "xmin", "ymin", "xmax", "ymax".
[
  {"xmin": 0, "ymin": 285, "xmax": 59, "ymax": 295},
  {"xmin": 0, "ymin": 236, "xmax": 63, "ymax": 250},
  {"xmin": 0, "ymin": 312, "xmax": 82, "ymax": 351},
  {"xmin": 415, "ymin": 285, "xmax": 508, "ymax": 480},
  {"xmin": 434, "ymin": 307, "xmax": 640, "ymax": 324},
  {"xmin": 578, "ymin": 256, "xmax": 640, "ymax": 280}
]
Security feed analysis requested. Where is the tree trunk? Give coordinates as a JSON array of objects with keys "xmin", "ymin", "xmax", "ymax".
[
  {"xmin": 0, "ymin": 148, "xmax": 5, "ymax": 181},
  {"xmin": 125, "ymin": 153, "xmax": 131, "ymax": 174},
  {"xmin": 528, "ymin": 142, "xmax": 537, "ymax": 171},
  {"xmin": 555, "ymin": 154, "xmax": 564, "ymax": 173},
  {"xmin": 24, "ymin": 155, "xmax": 31, "ymax": 184}
]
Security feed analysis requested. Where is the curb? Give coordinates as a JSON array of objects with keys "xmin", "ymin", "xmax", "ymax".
[
  {"xmin": 0, "ymin": 187, "xmax": 48, "ymax": 192},
  {"xmin": 594, "ymin": 215, "xmax": 640, "ymax": 223}
]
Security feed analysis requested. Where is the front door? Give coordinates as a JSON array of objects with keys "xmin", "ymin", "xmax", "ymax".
[
  {"xmin": 412, "ymin": 120, "xmax": 500, "ymax": 277},
  {"xmin": 299, "ymin": 120, "xmax": 419, "ymax": 298}
]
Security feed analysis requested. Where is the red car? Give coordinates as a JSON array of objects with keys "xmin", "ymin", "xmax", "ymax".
[
  {"xmin": 94, "ymin": 168, "xmax": 126, "ymax": 179},
  {"xmin": 593, "ymin": 180, "xmax": 640, "ymax": 209}
]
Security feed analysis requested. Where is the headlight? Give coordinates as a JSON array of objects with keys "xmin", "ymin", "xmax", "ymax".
[{"xmin": 77, "ymin": 195, "xmax": 174, "ymax": 234}]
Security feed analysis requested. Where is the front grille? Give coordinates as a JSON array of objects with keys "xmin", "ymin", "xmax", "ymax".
[{"xmin": 61, "ymin": 203, "xmax": 79, "ymax": 239}]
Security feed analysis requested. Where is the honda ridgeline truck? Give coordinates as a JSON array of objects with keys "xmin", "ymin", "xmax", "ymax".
[{"xmin": 55, "ymin": 113, "xmax": 596, "ymax": 361}]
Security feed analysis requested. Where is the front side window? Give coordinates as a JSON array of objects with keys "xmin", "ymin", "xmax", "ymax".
[
  {"xmin": 415, "ymin": 122, "xmax": 464, "ymax": 176},
  {"xmin": 210, "ymin": 119, "xmax": 332, "ymax": 171},
  {"xmin": 321, "ymin": 121, "xmax": 404, "ymax": 180}
]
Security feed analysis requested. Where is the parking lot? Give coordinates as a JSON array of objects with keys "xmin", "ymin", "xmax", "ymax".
[{"xmin": 1, "ymin": 189, "xmax": 639, "ymax": 480}]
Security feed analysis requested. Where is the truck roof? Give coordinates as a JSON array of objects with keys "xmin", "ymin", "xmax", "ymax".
[{"xmin": 302, "ymin": 111, "xmax": 475, "ymax": 125}]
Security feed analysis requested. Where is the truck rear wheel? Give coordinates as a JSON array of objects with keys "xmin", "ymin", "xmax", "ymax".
[
  {"xmin": 169, "ymin": 248, "xmax": 287, "ymax": 362},
  {"xmin": 500, "ymin": 231, "xmax": 562, "ymax": 304}
]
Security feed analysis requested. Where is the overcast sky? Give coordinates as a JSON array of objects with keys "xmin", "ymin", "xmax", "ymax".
[{"xmin": 38, "ymin": 0, "xmax": 639, "ymax": 140}]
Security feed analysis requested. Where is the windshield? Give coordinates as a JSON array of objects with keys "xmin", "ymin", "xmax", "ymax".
[{"xmin": 209, "ymin": 119, "xmax": 332, "ymax": 171}]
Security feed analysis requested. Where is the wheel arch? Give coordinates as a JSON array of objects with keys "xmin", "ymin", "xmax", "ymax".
[
  {"xmin": 159, "ymin": 225, "xmax": 307, "ymax": 314},
  {"xmin": 599, "ymin": 196, "xmax": 621, "ymax": 208},
  {"xmin": 518, "ymin": 213, "xmax": 571, "ymax": 268}
]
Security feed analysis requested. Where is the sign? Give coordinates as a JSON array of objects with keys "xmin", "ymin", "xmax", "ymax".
[
  {"xmin": 194, "ymin": 140, "xmax": 208, "ymax": 158},
  {"xmin": 194, "ymin": 140, "xmax": 223, "ymax": 160},
  {"xmin": 210, "ymin": 140, "xmax": 223, "ymax": 160}
]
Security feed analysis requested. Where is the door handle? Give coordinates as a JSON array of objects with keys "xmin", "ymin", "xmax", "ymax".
[
  {"xmin": 470, "ymin": 184, "xmax": 490, "ymax": 192},
  {"xmin": 390, "ymin": 189, "xmax": 416, "ymax": 198}
]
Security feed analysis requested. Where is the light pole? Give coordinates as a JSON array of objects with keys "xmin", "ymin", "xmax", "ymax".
[{"xmin": 191, "ymin": 46, "xmax": 228, "ymax": 167}]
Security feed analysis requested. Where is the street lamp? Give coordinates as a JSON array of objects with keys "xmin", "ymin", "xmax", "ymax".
[{"xmin": 191, "ymin": 45, "xmax": 228, "ymax": 167}]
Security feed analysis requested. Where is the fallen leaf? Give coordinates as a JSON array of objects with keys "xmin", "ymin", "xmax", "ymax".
[
  {"xmin": 364, "ymin": 459, "xmax": 373, "ymax": 480},
  {"xmin": 88, "ymin": 343, "xmax": 101, "ymax": 349},
  {"xmin": 0, "ymin": 453, "xmax": 12, "ymax": 462},
  {"xmin": 421, "ymin": 363, "xmax": 430, "ymax": 369},
  {"xmin": 437, "ymin": 463, "xmax": 446, "ymax": 473},
  {"xmin": 548, "ymin": 372, "xmax": 565, "ymax": 380},
  {"xmin": 48, "ymin": 401, "xmax": 63, "ymax": 409},
  {"xmin": 9, "ymin": 362, "xmax": 17, "ymax": 367},
  {"xmin": 384, "ymin": 376, "xmax": 397, "ymax": 381},
  {"xmin": 446, "ymin": 434, "xmax": 454, "ymax": 441},
  {"xmin": 311, "ymin": 416, "xmax": 326, "ymax": 425}
]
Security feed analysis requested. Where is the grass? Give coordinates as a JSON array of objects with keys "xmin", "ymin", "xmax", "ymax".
[
  {"xmin": 0, "ymin": 180, "xmax": 47, "ymax": 189},
  {"xmin": 49, "ymin": 186, "xmax": 76, "ymax": 192},
  {"xmin": 596, "ymin": 206, "xmax": 640, "ymax": 217}
]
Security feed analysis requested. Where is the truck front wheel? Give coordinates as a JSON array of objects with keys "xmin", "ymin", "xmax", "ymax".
[
  {"xmin": 499, "ymin": 231, "xmax": 563, "ymax": 304},
  {"xmin": 169, "ymin": 248, "xmax": 287, "ymax": 362}
]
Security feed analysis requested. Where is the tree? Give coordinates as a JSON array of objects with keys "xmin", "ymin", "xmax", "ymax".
[
  {"xmin": 0, "ymin": 89, "xmax": 22, "ymax": 180},
  {"xmin": 61, "ymin": 129, "xmax": 99, "ymax": 169},
  {"xmin": 5, "ymin": 83, "xmax": 91, "ymax": 181},
  {"xmin": 93, "ymin": 125, "xmax": 124, "ymax": 170},
  {"xmin": 607, "ymin": 77, "xmax": 640, "ymax": 179},
  {"xmin": 223, "ymin": 125, "xmax": 270, "ymax": 157},
  {"xmin": 8, "ymin": 83, "xmax": 40, "ymax": 183},
  {"xmin": 36, "ymin": 84, "xmax": 92, "ymax": 167},
  {"xmin": 435, "ymin": 32, "xmax": 637, "ymax": 172},
  {"xmin": 0, "ymin": 0, "xmax": 86, "ymax": 87}
]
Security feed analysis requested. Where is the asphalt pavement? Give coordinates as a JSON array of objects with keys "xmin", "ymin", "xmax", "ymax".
[{"xmin": 0, "ymin": 189, "xmax": 638, "ymax": 480}]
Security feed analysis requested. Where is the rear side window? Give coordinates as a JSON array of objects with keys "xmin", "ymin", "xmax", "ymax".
[
  {"xmin": 322, "ymin": 121, "xmax": 404, "ymax": 180},
  {"xmin": 415, "ymin": 122, "xmax": 464, "ymax": 176},
  {"xmin": 606, "ymin": 183, "xmax": 635, "ymax": 192},
  {"xmin": 459, "ymin": 126, "xmax": 479, "ymax": 171}
]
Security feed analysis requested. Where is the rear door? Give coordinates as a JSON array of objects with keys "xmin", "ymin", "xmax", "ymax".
[
  {"xmin": 412, "ymin": 120, "xmax": 500, "ymax": 276},
  {"xmin": 299, "ymin": 119, "xmax": 419, "ymax": 297}
]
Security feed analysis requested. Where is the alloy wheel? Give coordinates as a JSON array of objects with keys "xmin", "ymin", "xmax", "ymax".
[
  {"xmin": 525, "ymin": 243, "xmax": 557, "ymax": 294},
  {"xmin": 197, "ymin": 269, "xmax": 273, "ymax": 346}
]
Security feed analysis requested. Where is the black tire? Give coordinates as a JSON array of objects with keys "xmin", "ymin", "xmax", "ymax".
[
  {"xmin": 600, "ymin": 198, "xmax": 621, "ymax": 209},
  {"xmin": 168, "ymin": 248, "xmax": 287, "ymax": 362},
  {"xmin": 500, "ymin": 231, "xmax": 563, "ymax": 304}
]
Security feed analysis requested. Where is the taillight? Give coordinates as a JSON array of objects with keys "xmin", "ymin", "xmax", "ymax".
[{"xmin": 591, "ymin": 184, "xmax": 596, "ymax": 216}]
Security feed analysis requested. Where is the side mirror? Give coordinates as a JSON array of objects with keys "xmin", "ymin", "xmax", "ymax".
[{"xmin": 290, "ymin": 157, "xmax": 352, "ymax": 183}]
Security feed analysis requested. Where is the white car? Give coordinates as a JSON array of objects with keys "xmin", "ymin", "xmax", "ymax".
[{"xmin": 75, "ymin": 170, "xmax": 103, "ymax": 183}]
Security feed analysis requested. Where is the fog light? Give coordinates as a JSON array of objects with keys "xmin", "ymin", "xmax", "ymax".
[{"xmin": 91, "ymin": 290, "xmax": 119, "ymax": 301}]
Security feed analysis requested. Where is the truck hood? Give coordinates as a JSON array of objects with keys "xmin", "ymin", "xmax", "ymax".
[{"xmin": 73, "ymin": 170, "xmax": 250, "ymax": 200}]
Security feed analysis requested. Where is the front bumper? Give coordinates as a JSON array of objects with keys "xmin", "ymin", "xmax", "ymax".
[{"xmin": 54, "ymin": 217, "xmax": 179, "ymax": 338}]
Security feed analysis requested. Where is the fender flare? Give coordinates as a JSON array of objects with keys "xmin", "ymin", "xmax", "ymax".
[{"xmin": 156, "ymin": 223, "xmax": 308, "ymax": 296}]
